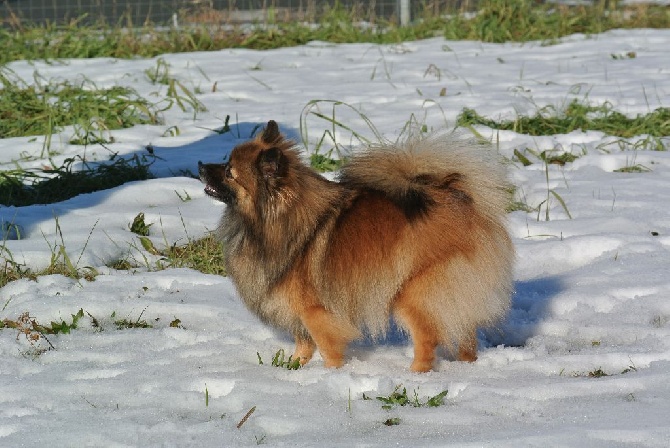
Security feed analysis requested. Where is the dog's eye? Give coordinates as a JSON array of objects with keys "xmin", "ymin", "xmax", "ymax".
[{"xmin": 224, "ymin": 165, "xmax": 233, "ymax": 179}]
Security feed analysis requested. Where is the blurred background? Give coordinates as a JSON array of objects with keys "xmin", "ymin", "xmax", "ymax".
[{"xmin": 0, "ymin": 0, "xmax": 445, "ymax": 26}]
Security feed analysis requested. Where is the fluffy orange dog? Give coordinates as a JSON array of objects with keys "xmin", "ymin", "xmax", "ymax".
[{"xmin": 199, "ymin": 121, "xmax": 514, "ymax": 372}]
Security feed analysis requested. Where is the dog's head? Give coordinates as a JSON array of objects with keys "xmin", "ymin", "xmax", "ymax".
[{"xmin": 198, "ymin": 120, "xmax": 298, "ymax": 217}]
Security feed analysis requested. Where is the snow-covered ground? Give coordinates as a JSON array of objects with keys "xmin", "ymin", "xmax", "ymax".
[{"xmin": 1, "ymin": 29, "xmax": 669, "ymax": 447}]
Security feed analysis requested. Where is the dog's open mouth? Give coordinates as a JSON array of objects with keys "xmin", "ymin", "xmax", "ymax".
[
  {"xmin": 199, "ymin": 161, "xmax": 224, "ymax": 201},
  {"xmin": 198, "ymin": 161, "xmax": 235, "ymax": 204},
  {"xmin": 203, "ymin": 184, "xmax": 220, "ymax": 199}
]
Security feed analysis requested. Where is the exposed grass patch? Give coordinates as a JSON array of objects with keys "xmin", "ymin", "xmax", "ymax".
[
  {"xmin": 613, "ymin": 164, "xmax": 652, "ymax": 173},
  {"xmin": 0, "ymin": 253, "xmax": 93, "ymax": 290},
  {"xmin": 1, "ymin": 227, "xmax": 226, "ymax": 290},
  {"xmin": 309, "ymin": 153, "xmax": 344, "ymax": 173},
  {"xmin": 507, "ymin": 199, "xmax": 536, "ymax": 214},
  {"xmin": 363, "ymin": 385, "xmax": 448, "ymax": 427},
  {"xmin": 366, "ymin": 385, "xmax": 449, "ymax": 410},
  {"xmin": 0, "ymin": 307, "xmax": 181, "ymax": 358},
  {"xmin": 145, "ymin": 57, "xmax": 172, "ymax": 85},
  {"xmin": 442, "ymin": 0, "xmax": 669, "ymax": 44},
  {"xmin": 1, "ymin": 308, "xmax": 84, "ymax": 338},
  {"xmin": 112, "ymin": 308, "xmax": 153, "ymax": 330},
  {"xmin": 161, "ymin": 234, "xmax": 227, "ymax": 276},
  {"xmin": 257, "ymin": 348, "xmax": 302, "ymax": 370},
  {"xmin": 129, "ymin": 212, "xmax": 153, "ymax": 237},
  {"xmin": 114, "ymin": 317, "xmax": 153, "ymax": 330},
  {"xmin": 108, "ymin": 229, "xmax": 226, "ymax": 277},
  {"xmin": 383, "ymin": 417, "xmax": 401, "ymax": 426},
  {"xmin": 0, "ymin": 308, "xmax": 85, "ymax": 356},
  {"xmin": 458, "ymin": 102, "xmax": 670, "ymax": 142},
  {"xmin": 0, "ymin": 154, "xmax": 154, "ymax": 207},
  {"xmin": 538, "ymin": 153, "xmax": 572, "ymax": 222},
  {"xmin": 0, "ymin": 67, "xmax": 162, "ymax": 146},
  {"xmin": 169, "ymin": 317, "xmax": 185, "ymax": 329},
  {"xmin": 1, "ymin": 1, "xmax": 668, "ymax": 65},
  {"xmin": 0, "ymin": 6, "xmax": 437, "ymax": 64},
  {"xmin": 503, "ymin": 148, "xmax": 575, "ymax": 221},
  {"xmin": 565, "ymin": 362, "xmax": 638, "ymax": 378},
  {"xmin": 0, "ymin": 214, "xmax": 101, "ymax": 290},
  {"xmin": 513, "ymin": 148, "xmax": 581, "ymax": 167},
  {"xmin": 588, "ymin": 367, "xmax": 609, "ymax": 378},
  {"xmin": 142, "ymin": 58, "xmax": 207, "ymax": 116},
  {"xmin": 300, "ymin": 99, "xmax": 384, "ymax": 172}
]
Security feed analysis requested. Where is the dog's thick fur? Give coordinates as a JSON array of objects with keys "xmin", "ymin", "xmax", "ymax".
[{"xmin": 199, "ymin": 120, "xmax": 514, "ymax": 372}]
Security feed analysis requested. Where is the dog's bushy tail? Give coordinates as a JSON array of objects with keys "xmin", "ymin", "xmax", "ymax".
[{"xmin": 338, "ymin": 133, "xmax": 510, "ymax": 222}]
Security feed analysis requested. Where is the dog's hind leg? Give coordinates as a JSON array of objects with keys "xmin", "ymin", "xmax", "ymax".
[
  {"xmin": 393, "ymin": 302, "xmax": 440, "ymax": 372},
  {"xmin": 457, "ymin": 329, "xmax": 478, "ymax": 362},
  {"xmin": 392, "ymin": 277, "xmax": 442, "ymax": 372},
  {"xmin": 394, "ymin": 259, "xmax": 484, "ymax": 371}
]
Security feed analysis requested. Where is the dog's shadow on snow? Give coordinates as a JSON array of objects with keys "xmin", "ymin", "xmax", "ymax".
[
  {"xmin": 345, "ymin": 275, "xmax": 565, "ymax": 362},
  {"xmin": 488, "ymin": 275, "xmax": 565, "ymax": 348}
]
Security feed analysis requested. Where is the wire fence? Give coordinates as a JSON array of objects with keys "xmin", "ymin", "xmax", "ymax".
[{"xmin": 1, "ymin": 1, "xmax": 460, "ymax": 27}]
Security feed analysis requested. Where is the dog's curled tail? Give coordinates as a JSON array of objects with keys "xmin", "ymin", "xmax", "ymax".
[{"xmin": 338, "ymin": 133, "xmax": 510, "ymax": 221}]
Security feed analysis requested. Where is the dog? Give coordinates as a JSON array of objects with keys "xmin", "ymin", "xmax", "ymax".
[{"xmin": 198, "ymin": 120, "xmax": 514, "ymax": 372}]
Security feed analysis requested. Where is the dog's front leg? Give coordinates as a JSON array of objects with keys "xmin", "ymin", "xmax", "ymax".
[
  {"xmin": 292, "ymin": 336, "xmax": 316, "ymax": 366},
  {"xmin": 298, "ymin": 306, "xmax": 359, "ymax": 368}
]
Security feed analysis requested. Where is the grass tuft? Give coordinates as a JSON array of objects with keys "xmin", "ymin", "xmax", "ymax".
[
  {"xmin": 129, "ymin": 212, "xmax": 153, "ymax": 237},
  {"xmin": 1, "ymin": 308, "xmax": 85, "ymax": 356},
  {"xmin": 114, "ymin": 308, "xmax": 153, "ymax": 330},
  {"xmin": 458, "ymin": 102, "xmax": 670, "ymax": 142},
  {"xmin": 299, "ymin": 99, "xmax": 384, "ymax": 171},
  {"xmin": 614, "ymin": 164, "xmax": 652, "ymax": 173},
  {"xmin": 257, "ymin": 349, "xmax": 302, "ymax": 370},
  {"xmin": 161, "ymin": 234, "xmax": 227, "ymax": 276},
  {"xmin": 373, "ymin": 385, "xmax": 448, "ymax": 410}
]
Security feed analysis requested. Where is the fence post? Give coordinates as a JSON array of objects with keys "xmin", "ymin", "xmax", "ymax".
[{"xmin": 399, "ymin": 0, "xmax": 410, "ymax": 26}]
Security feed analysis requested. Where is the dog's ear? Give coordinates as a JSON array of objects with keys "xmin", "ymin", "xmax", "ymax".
[
  {"xmin": 258, "ymin": 146, "xmax": 285, "ymax": 179},
  {"xmin": 261, "ymin": 120, "xmax": 281, "ymax": 144}
]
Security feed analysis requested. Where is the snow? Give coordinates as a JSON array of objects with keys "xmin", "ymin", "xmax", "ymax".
[{"xmin": 2, "ymin": 29, "xmax": 670, "ymax": 446}]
